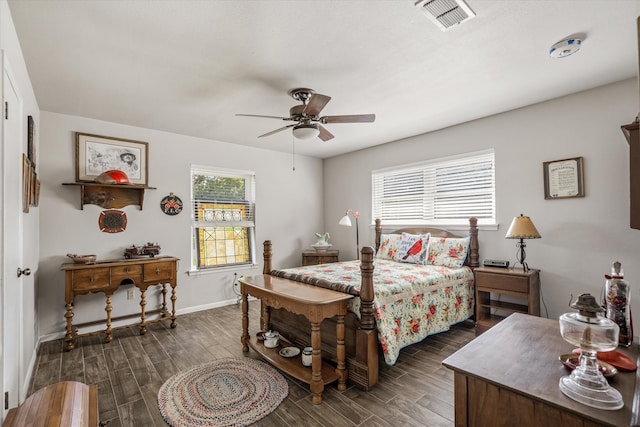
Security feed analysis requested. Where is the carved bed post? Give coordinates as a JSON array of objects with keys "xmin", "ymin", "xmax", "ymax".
[
  {"xmin": 356, "ymin": 246, "xmax": 378, "ymax": 388},
  {"xmin": 467, "ymin": 217, "xmax": 479, "ymax": 268},
  {"xmin": 262, "ymin": 240, "xmax": 272, "ymax": 274},
  {"xmin": 261, "ymin": 240, "xmax": 272, "ymax": 331},
  {"xmin": 374, "ymin": 218, "xmax": 382, "ymax": 252}
]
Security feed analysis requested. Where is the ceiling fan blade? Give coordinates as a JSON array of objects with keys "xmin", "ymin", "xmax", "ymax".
[
  {"xmin": 236, "ymin": 113, "xmax": 290, "ymax": 120},
  {"xmin": 318, "ymin": 125, "xmax": 334, "ymax": 142},
  {"xmin": 303, "ymin": 93, "xmax": 331, "ymax": 117},
  {"xmin": 258, "ymin": 124, "xmax": 295, "ymax": 138},
  {"xmin": 321, "ymin": 114, "xmax": 375, "ymax": 124}
]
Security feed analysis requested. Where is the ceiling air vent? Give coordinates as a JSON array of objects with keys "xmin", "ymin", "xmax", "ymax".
[{"xmin": 415, "ymin": 0, "xmax": 476, "ymax": 31}]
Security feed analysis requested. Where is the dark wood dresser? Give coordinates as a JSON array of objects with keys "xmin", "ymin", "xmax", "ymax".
[
  {"xmin": 302, "ymin": 249, "xmax": 339, "ymax": 266},
  {"xmin": 443, "ymin": 313, "xmax": 639, "ymax": 427}
]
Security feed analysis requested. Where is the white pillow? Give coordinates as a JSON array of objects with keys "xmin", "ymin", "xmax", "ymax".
[
  {"xmin": 394, "ymin": 232, "xmax": 430, "ymax": 264},
  {"xmin": 426, "ymin": 236, "xmax": 471, "ymax": 268},
  {"xmin": 376, "ymin": 234, "xmax": 402, "ymax": 260}
]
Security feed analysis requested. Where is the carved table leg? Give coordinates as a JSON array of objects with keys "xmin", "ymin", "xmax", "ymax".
[
  {"xmin": 104, "ymin": 294, "xmax": 113, "ymax": 343},
  {"xmin": 336, "ymin": 314, "xmax": 348, "ymax": 391},
  {"xmin": 310, "ymin": 321, "xmax": 324, "ymax": 404},
  {"xmin": 241, "ymin": 292, "xmax": 249, "ymax": 352},
  {"xmin": 139, "ymin": 288, "xmax": 147, "ymax": 335},
  {"xmin": 64, "ymin": 301, "xmax": 75, "ymax": 351},
  {"xmin": 170, "ymin": 283, "xmax": 177, "ymax": 328},
  {"xmin": 261, "ymin": 300, "xmax": 270, "ymax": 332},
  {"xmin": 161, "ymin": 283, "xmax": 168, "ymax": 317}
]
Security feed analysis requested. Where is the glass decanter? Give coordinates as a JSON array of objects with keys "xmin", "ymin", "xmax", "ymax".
[{"xmin": 558, "ymin": 293, "xmax": 623, "ymax": 410}]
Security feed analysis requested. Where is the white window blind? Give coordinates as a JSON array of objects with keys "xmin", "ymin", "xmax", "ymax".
[{"xmin": 372, "ymin": 150, "xmax": 495, "ymax": 226}]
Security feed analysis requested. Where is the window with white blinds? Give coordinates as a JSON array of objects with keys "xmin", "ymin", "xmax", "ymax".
[
  {"xmin": 191, "ymin": 166, "xmax": 256, "ymax": 270},
  {"xmin": 372, "ymin": 150, "xmax": 495, "ymax": 227}
]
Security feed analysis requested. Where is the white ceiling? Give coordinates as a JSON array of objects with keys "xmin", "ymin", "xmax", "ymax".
[{"xmin": 7, "ymin": 0, "xmax": 640, "ymax": 159}]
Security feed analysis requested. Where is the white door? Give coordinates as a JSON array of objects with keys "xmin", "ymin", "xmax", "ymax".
[{"xmin": 2, "ymin": 56, "xmax": 24, "ymax": 417}]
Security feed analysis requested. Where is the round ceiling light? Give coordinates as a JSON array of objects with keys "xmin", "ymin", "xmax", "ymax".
[
  {"xmin": 292, "ymin": 123, "xmax": 319, "ymax": 140},
  {"xmin": 549, "ymin": 37, "xmax": 583, "ymax": 58}
]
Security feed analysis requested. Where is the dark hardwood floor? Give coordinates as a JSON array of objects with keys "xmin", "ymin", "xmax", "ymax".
[{"xmin": 29, "ymin": 302, "xmax": 475, "ymax": 426}]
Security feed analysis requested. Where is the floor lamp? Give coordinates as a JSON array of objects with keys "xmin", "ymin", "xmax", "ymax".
[{"xmin": 339, "ymin": 209, "xmax": 360, "ymax": 260}]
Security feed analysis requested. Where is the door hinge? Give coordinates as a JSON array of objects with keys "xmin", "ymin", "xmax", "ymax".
[
  {"xmin": 4, "ymin": 102, "xmax": 7, "ymax": 120},
  {"xmin": 4, "ymin": 391, "xmax": 8, "ymax": 410}
]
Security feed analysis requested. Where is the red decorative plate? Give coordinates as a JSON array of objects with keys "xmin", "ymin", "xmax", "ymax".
[
  {"xmin": 572, "ymin": 348, "xmax": 637, "ymax": 371},
  {"xmin": 98, "ymin": 209, "xmax": 127, "ymax": 233},
  {"xmin": 559, "ymin": 353, "xmax": 617, "ymax": 378}
]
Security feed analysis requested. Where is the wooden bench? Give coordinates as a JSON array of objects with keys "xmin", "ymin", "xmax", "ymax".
[{"xmin": 3, "ymin": 381, "xmax": 98, "ymax": 426}]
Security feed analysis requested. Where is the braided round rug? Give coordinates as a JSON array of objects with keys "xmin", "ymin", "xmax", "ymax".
[{"xmin": 157, "ymin": 357, "xmax": 288, "ymax": 427}]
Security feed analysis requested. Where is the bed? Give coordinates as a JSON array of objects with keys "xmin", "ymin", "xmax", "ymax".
[{"xmin": 261, "ymin": 217, "xmax": 479, "ymax": 389}]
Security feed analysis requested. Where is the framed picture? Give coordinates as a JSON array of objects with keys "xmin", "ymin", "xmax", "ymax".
[
  {"xmin": 29, "ymin": 170, "xmax": 40, "ymax": 207},
  {"xmin": 22, "ymin": 154, "xmax": 31, "ymax": 213},
  {"xmin": 543, "ymin": 156, "xmax": 584, "ymax": 199},
  {"xmin": 75, "ymin": 132, "xmax": 148, "ymax": 185},
  {"xmin": 27, "ymin": 116, "xmax": 35, "ymax": 166}
]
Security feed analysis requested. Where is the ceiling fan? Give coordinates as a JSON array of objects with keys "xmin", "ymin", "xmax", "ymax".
[{"xmin": 236, "ymin": 87, "xmax": 375, "ymax": 142}]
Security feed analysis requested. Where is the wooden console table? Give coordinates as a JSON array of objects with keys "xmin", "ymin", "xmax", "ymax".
[
  {"xmin": 61, "ymin": 256, "xmax": 179, "ymax": 351},
  {"xmin": 239, "ymin": 274, "xmax": 353, "ymax": 404},
  {"xmin": 443, "ymin": 313, "xmax": 640, "ymax": 427}
]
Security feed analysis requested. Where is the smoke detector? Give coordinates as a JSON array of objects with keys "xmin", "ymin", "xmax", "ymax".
[
  {"xmin": 415, "ymin": 0, "xmax": 476, "ymax": 31},
  {"xmin": 549, "ymin": 37, "xmax": 583, "ymax": 58}
]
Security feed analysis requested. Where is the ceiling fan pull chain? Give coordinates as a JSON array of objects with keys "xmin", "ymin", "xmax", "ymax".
[{"xmin": 292, "ymin": 134, "xmax": 296, "ymax": 171}]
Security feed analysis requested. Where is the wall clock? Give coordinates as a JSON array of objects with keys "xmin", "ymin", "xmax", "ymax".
[
  {"xmin": 160, "ymin": 193, "xmax": 183, "ymax": 216},
  {"xmin": 99, "ymin": 209, "xmax": 127, "ymax": 233}
]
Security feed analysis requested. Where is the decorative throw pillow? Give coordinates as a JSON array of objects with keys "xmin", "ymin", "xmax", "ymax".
[
  {"xmin": 426, "ymin": 236, "xmax": 471, "ymax": 268},
  {"xmin": 376, "ymin": 234, "xmax": 402, "ymax": 260},
  {"xmin": 394, "ymin": 232, "xmax": 430, "ymax": 264}
]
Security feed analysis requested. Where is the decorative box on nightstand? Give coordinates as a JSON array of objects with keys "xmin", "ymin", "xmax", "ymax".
[
  {"xmin": 302, "ymin": 250, "xmax": 339, "ymax": 266},
  {"xmin": 474, "ymin": 266, "xmax": 540, "ymax": 335}
]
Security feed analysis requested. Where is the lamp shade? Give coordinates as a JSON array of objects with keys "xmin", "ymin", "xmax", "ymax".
[
  {"xmin": 505, "ymin": 214, "xmax": 541, "ymax": 239},
  {"xmin": 292, "ymin": 123, "xmax": 319, "ymax": 140},
  {"xmin": 339, "ymin": 215, "xmax": 352, "ymax": 226}
]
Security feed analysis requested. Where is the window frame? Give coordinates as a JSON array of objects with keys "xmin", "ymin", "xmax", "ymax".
[
  {"xmin": 371, "ymin": 149, "xmax": 496, "ymax": 229},
  {"xmin": 190, "ymin": 165, "xmax": 256, "ymax": 272}
]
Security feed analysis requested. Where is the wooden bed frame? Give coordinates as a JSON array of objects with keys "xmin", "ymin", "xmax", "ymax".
[{"xmin": 262, "ymin": 217, "xmax": 479, "ymax": 390}]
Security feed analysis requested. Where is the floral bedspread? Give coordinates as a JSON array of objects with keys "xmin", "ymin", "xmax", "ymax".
[{"xmin": 278, "ymin": 260, "xmax": 474, "ymax": 365}]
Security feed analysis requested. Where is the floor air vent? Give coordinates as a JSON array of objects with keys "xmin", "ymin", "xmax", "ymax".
[{"xmin": 415, "ymin": 0, "xmax": 476, "ymax": 31}]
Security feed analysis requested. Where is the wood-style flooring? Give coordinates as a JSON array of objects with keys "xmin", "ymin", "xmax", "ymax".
[{"xmin": 29, "ymin": 302, "xmax": 475, "ymax": 426}]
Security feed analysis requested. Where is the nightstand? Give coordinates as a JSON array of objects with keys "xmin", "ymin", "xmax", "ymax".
[
  {"xmin": 474, "ymin": 266, "xmax": 540, "ymax": 335},
  {"xmin": 302, "ymin": 250, "xmax": 339, "ymax": 266}
]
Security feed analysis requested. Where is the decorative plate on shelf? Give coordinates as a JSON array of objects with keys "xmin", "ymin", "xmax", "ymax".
[
  {"xmin": 160, "ymin": 193, "xmax": 183, "ymax": 215},
  {"xmin": 279, "ymin": 347, "xmax": 300, "ymax": 358},
  {"xmin": 98, "ymin": 209, "xmax": 127, "ymax": 233}
]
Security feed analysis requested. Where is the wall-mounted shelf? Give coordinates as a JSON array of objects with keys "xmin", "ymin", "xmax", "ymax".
[{"xmin": 62, "ymin": 182, "xmax": 156, "ymax": 210}]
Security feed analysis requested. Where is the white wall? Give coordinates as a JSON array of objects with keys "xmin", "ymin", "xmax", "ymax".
[
  {"xmin": 324, "ymin": 78, "xmax": 640, "ymax": 322},
  {"xmin": 37, "ymin": 112, "xmax": 324, "ymax": 339}
]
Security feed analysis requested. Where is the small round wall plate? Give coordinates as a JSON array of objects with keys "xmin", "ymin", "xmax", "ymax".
[
  {"xmin": 99, "ymin": 209, "xmax": 127, "ymax": 233},
  {"xmin": 160, "ymin": 193, "xmax": 183, "ymax": 216}
]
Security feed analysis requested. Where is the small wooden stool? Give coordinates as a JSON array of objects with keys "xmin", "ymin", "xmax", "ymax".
[{"xmin": 3, "ymin": 381, "xmax": 98, "ymax": 426}]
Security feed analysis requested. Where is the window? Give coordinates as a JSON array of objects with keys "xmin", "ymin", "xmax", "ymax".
[
  {"xmin": 372, "ymin": 149, "xmax": 495, "ymax": 227},
  {"xmin": 191, "ymin": 166, "xmax": 256, "ymax": 270}
]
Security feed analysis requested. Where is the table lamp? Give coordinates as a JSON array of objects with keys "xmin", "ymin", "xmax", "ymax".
[
  {"xmin": 339, "ymin": 209, "xmax": 360, "ymax": 260},
  {"xmin": 505, "ymin": 214, "xmax": 541, "ymax": 272}
]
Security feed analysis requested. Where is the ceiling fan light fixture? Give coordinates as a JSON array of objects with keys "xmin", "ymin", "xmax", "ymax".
[{"xmin": 292, "ymin": 123, "xmax": 319, "ymax": 140}]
